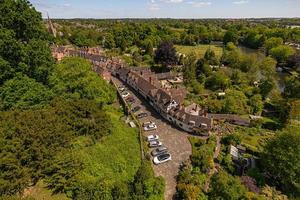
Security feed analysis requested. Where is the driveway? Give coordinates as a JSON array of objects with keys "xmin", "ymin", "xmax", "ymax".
[{"xmin": 113, "ymin": 77, "xmax": 193, "ymax": 200}]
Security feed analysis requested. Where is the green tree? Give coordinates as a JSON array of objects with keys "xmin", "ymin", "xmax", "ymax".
[
  {"xmin": 204, "ymin": 48, "xmax": 219, "ymax": 65},
  {"xmin": 205, "ymin": 71, "xmax": 231, "ymax": 91},
  {"xmin": 104, "ymin": 33, "xmax": 116, "ymax": 49},
  {"xmin": 209, "ymin": 171, "xmax": 247, "ymax": 200},
  {"xmin": 260, "ymin": 57, "xmax": 277, "ymax": 79},
  {"xmin": 0, "ymin": 0, "xmax": 46, "ymax": 41},
  {"xmin": 223, "ymin": 30, "xmax": 239, "ymax": 45},
  {"xmin": 269, "ymin": 45, "xmax": 295, "ymax": 64},
  {"xmin": 50, "ymin": 57, "xmax": 116, "ymax": 105},
  {"xmin": 262, "ymin": 125, "xmax": 300, "ymax": 196},
  {"xmin": 249, "ymin": 94, "xmax": 263, "ymax": 115},
  {"xmin": 223, "ymin": 90, "xmax": 249, "ymax": 115},
  {"xmin": 284, "ymin": 75, "xmax": 300, "ymax": 99},
  {"xmin": 259, "ymin": 78, "xmax": 275, "ymax": 99},
  {"xmin": 264, "ymin": 37, "xmax": 283, "ymax": 53},
  {"xmin": 0, "ymin": 75, "xmax": 53, "ymax": 110}
]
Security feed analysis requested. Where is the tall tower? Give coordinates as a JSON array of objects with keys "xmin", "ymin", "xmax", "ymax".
[{"xmin": 47, "ymin": 13, "xmax": 57, "ymax": 38}]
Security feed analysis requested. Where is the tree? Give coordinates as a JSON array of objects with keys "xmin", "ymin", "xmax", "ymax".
[
  {"xmin": 183, "ymin": 53, "xmax": 197, "ymax": 85},
  {"xmin": 264, "ymin": 37, "xmax": 283, "ymax": 53},
  {"xmin": 259, "ymin": 78, "xmax": 275, "ymax": 99},
  {"xmin": 260, "ymin": 186, "xmax": 288, "ymax": 200},
  {"xmin": 249, "ymin": 94, "xmax": 263, "ymax": 115},
  {"xmin": 104, "ymin": 33, "xmax": 116, "ymax": 49},
  {"xmin": 204, "ymin": 48, "xmax": 219, "ymax": 65},
  {"xmin": 0, "ymin": 57, "xmax": 14, "ymax": 85},
  {"xmin": 209, "ymin": 171, "xmax": 247, "ymax": 200},
  {"xmin": 223, "ymin": 90, "xmax": 249, "ymax": 115},
  {"xmin": 0, "ymin": 0, "xmax": 46, "ymax": 41},
  {"xmin": 143, "ymin": 39, "xmax": 154, "ymax": 56},
  {"xmin": 260, "ymin": 57, "xmax": 277, "ymax": 79},
  {"xmin": 0, "ymin": 9, "xmax": 54, "ymax": 84},
  {"xmin": 223, "ymin": 30, "xmax": 239, "ymax": 45},
  {"xmin": 154, "ymin": 41, "xmax": 178, "ymax": 68},
  {"xmin": 287, "ymin": 52, "xmax": 300, "ymax": 69},
  {"xmin": 262, "ymin": 126, "xmax": 300, "ymax": 196},
  {"xmin": 49, "ymin": 57, "xmax": 116, "ymax": 105},
  {"xmin": 132, "ymin": 160, "xmax": 165, "ymax": 200},
  {"xmin": 0, "ymin": 75, "xmax": 53, "ymax": 110},
  {"xmin": 205, "ymin": 71, "xmax": 231, "ymax": 91},
  {"xmin": 269, "ymin": 45, "xmax": 295, "ymax": 65},
  {"xmin": 284, "ymin": 75, "xmax": 300, "ymax": 99}
]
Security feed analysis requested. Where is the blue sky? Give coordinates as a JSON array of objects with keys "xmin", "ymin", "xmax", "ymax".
[{"xmin": 30, "ymin": 0, "xmax": 300, "ymax": 19}]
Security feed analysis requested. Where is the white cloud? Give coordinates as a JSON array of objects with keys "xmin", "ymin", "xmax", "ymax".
[
  {"xmin": 233, "ymin": 0, "xmax": 249, "ymax": 5},
  {"xmin": 188, "ymin": 1, "xmax": 212, "ymax": 7}
]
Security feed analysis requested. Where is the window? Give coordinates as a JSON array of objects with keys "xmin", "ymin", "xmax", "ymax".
[{"xmin": 179, "ymin": 123, "xmax": 183, "ymax": 127}]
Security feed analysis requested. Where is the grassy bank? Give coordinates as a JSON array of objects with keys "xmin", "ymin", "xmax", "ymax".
[{"xmin": 74, "ymin": 108, "xmax": 141, "ymax": 183}]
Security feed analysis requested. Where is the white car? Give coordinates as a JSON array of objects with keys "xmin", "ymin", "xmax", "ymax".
[
  {"xmin": 149, "ymin": 140, "xmax": 162, "ymax": 148},
  {"xmin": 144, "ymin": 123, "xmax": 157, "ymax": 131},
  {"xmin": 121, "ymin": 92, "xmax": 130, "ymax": 98},
  {"xmin": 146, "ymin": 134, "xmax": 159, "ymax": 142},
  {"xmin": 153, "ymin": 153, "xmax": 171, "ymax": 165},
  {"xmin": 119, "ymin": 87, "xmax": 126, "ymax": 92}
]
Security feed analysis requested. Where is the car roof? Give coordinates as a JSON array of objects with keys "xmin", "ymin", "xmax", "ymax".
[{"xmin": 157, "ymin": 146, "xmax": 167, "ymax": 151}]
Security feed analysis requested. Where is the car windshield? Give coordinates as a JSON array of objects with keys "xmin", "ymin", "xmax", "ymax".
[{"xmin": 158, "ymin": 154, "xmax": 169, "ymax": 161}]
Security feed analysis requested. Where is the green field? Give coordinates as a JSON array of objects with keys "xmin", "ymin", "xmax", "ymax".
[
  {"xmin": 74, "ymin": 108, "xmax": 141, "ymax": 183},
  {"xmin": 233, "ymin": 127, "xmax": 274, "ymax": 152},
  {"xmin": 175, "ymin": 44, "xmax": 223, "ymax": 59}
]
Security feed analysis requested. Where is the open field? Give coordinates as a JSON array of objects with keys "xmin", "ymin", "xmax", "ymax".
[
  {"xmin": 74, "ymin": 108, "xmax": 141, "ymax": 183},
  {"xmin": 175, "ymin": 44, "xmax": 223, "ymax": 59}
]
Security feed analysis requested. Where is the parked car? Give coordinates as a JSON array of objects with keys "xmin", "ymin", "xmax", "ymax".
[
  {"xmin": 144, "ymin": 122, "xmax": 157, "ymax": 131},
  {"xmin": 126, "ymin": 97, "xmax": 136, "ymax": 103},
  {"xmin": 151, "ymin": 146, "xmax": 168, "ymax": 156},
  {"xmin": 148, "ymin": 140, "xmax": 162, "ymax": 148},
  {"xmin": 142, "ymin": 121, "xmax": 154, "ymax": 127},
  {"xmin": 121, "ymin": 92, "xmax": 130, "ymax": 98},
  {"xmin": 132, "ymin": 106, "xmax": 141, "ymax": 113},
  {"xmin": 119, "ymin": 87, "xmax": 126, "ymax": 92},
  {"xmin": 153, "ymin": 153, "xmax": 171, "ymax": 165},
  {"xmin": 137, "ymin": 112, "xmax": 148, "ymax": 119},
  {"xmin": 146, "ymin": 134, "xmax": 159, "ymax": 142}
]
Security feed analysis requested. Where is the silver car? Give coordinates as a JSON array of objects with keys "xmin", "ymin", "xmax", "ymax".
[
  {"xmin": 148, "ymin": 140, "xmax": 162, "ymax": 148},
  {"xmin": 153, "ymin": 153, "xmax": 172, "ymax": 165}
]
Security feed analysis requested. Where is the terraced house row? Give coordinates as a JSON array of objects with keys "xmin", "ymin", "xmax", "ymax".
[{"xmin": 113, "ymin": 67, "xmax": 214, "ymax": 134}]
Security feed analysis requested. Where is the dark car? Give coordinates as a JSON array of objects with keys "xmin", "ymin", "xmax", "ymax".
[
  {"xmin": 137, "ymin": 112, "xmax": 148, "ymax": 119},
  {"xmin": 126, "ymin": 97, "xmax": 136, "ymax": 103},
  {"xmin": 132, "ymin": 106, "xmax": 141, "ymax": 113},
  {"xmin": 151, "ymin": 146, "xmax": 168, "ymax": 156}
]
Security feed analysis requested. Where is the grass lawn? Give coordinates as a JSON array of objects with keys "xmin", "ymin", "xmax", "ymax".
[
  {"xmin": 175, "ymin": 44, "xmax": 223, "ymax": 59},
  {"xmin": 233, "ymin": 127, "xmax": 274, "ymax": 152},
  {"xmin": 74, "ymin": 108, "xmax": 141, "ymax": 184}
]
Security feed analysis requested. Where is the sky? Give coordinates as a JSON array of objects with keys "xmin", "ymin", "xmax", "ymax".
[{"xmin": 30, "ymin": 0, "xmax": 300, "ymax": 19}]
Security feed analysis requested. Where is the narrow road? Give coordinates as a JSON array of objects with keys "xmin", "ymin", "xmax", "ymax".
[{"xmin": 113, "ymin": 77, "xmax": 192, "ymax": 200}]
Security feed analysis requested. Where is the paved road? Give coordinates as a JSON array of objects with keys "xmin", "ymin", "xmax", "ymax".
[{"xmin": 113, "ymin": 77, "xmax": 192, "ymax": 200}]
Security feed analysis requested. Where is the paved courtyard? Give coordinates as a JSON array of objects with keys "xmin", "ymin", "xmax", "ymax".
[{"xmin": 113, "ymin": 77, "xmax": 193, "ymax": 200}]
